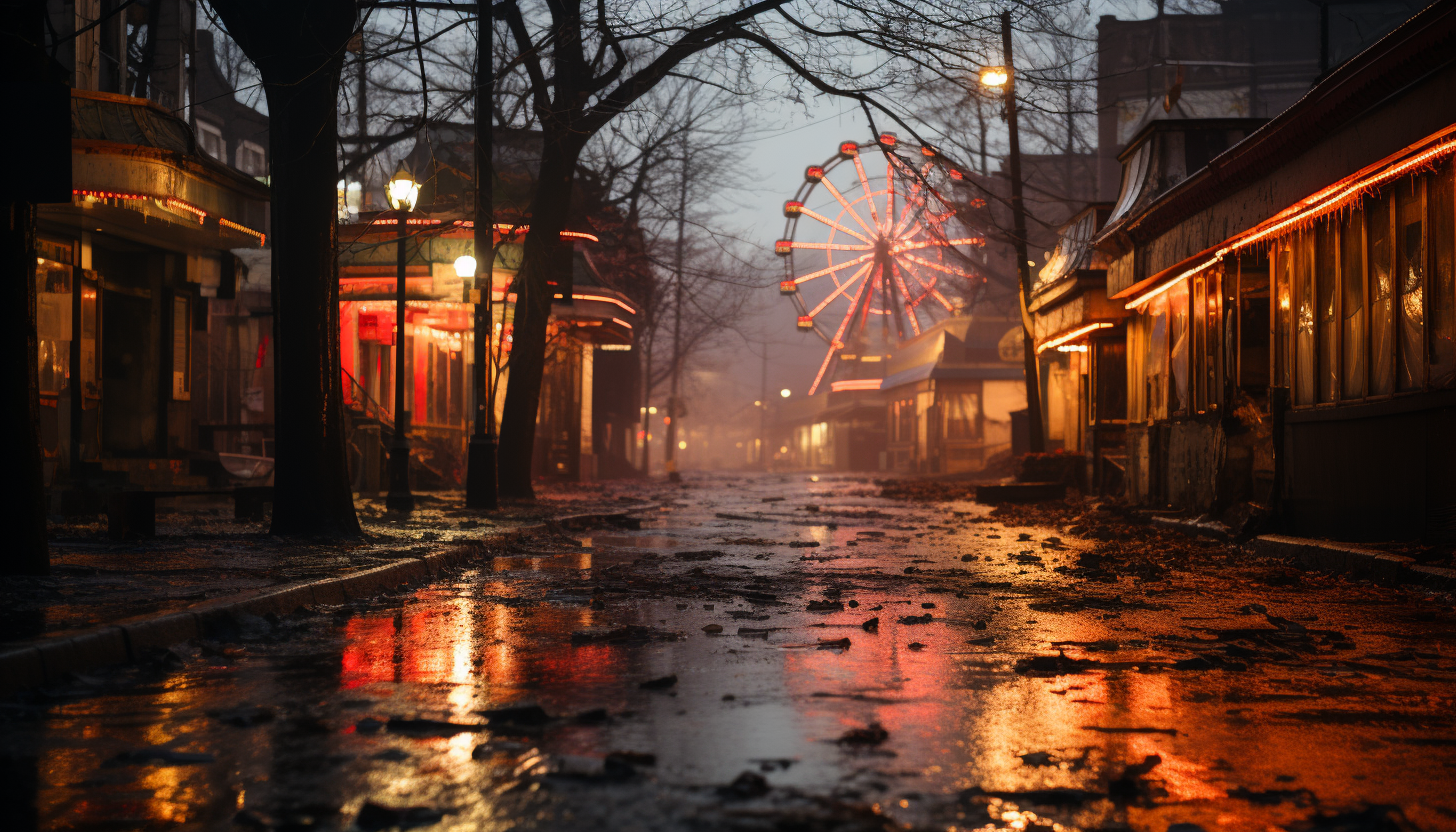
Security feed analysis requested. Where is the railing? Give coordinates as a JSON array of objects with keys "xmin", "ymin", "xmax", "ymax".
[{"xmin": 341, "ymin": 367, "xmax": 393, "ymax": 431}]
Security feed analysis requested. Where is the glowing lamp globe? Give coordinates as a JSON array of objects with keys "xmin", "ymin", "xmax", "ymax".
[
  {"xmin": 386, "ymin": 164, "xmax": 420, "ymax": 212},
  {"xmin": 453, "ymin": 255, "xmax": 477, "ymax": 279},
  {"xmin": 979, "ymin": 66, "xmax": 1009, "ymax": 88}
]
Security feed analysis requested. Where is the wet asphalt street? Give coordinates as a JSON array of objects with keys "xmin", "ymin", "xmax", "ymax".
[{"xmin": 4, "ymin": 473, "xmax": 1455, "ymax": 832}]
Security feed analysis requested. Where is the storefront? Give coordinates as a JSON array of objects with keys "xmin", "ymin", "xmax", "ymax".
[
  {"xmin": 39, "ymin": 90, "xmax": 270, "ymax": 494},
  {"xmin": 879, "ymin": 317, "xmax": 1026, "ymax": 474},
  {"xmin": 1098, "ymin": 1, "xmax": 1456, "ymax": 539},
  {"xmin": 336, "ymin": 217, "xmax": 640, "ymax": 488}
]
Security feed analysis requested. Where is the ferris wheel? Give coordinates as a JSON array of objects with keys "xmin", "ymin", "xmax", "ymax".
[{"xmin": 776, "ymin": 134, "xmax": 986, "ymax": 394}]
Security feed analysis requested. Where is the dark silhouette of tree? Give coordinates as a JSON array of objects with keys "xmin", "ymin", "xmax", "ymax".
[{"xmin": 207, "ymin": 0, "xmax": 362, "ymax": 537}]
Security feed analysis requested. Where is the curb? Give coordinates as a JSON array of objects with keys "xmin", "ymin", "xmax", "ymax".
[
  {"xmin": 1250, "ymin": 534, "xmax": 1456, "ymax": 591},
  {"xmin": 0, "ymin": 510, "xmax": 640, "ymax": 697}
]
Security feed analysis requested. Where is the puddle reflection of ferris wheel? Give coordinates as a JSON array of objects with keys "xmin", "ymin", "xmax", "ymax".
[{"xmin": 776, "ymin": 134, "xmax": 986, "ymax": 394}]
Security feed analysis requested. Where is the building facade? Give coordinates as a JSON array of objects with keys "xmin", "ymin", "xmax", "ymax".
[{"xmin": 1088, "ymin": 0, "xmax": 1456, "ymax": 541}]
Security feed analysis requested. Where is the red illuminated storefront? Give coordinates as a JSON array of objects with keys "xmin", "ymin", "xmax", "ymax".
[{"xmin": 337, "ymin": 216, "xmax": 640, "ymax": 489}]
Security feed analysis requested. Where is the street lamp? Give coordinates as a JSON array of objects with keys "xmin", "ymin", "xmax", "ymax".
[
  {"xmin": 779, "ymin": 388, "xmax": 791, "ymax": 398},
  {"xmin": 980, "ymin": 12, "xmax": 1045, "ymax": 453},
  {"xmin": 386, "ymin": 162, "xmax": 418, "ymax": 512},
  {"xmin": 464, "ymin": 15, "xmax": 499, "ymax": 510}
]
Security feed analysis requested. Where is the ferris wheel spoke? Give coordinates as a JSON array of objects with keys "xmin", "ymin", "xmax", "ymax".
[
  {"xmin": 793, "ymin": 251, "xmax": 875, "ymax": 285},
  {"xmin": 787, "ymin": 241, "xmax": 872, "ymax": 252},
  {"xmin": 799, "ymin": 207, "xmax": 873, "ymax": 244},
  {"xmin": 885, "ymin": 160, "xmax": 896, "ymax": 235},
  {"xmin": 899, "ymin": 260, "xmax": 955, "ymax": 311},
  {"xmin": 892, "ymin": 237, "xmax": 985, "ymax": 254},
  {"xmin": 807, "ymin": 261, "xmax": 874, "ymax": 317},
  {"xmin": 820, "ymin": 179, "xmax": 877, "ymax": 237},
  {"xmin": 809, "ymin": 270, "xmax": 874, "ymax": 396},
  {"xmin": 852, "ymin": 155, "xmax": 881, "ymax": 230},
  {"xmin": 900, "ymin": 252, "xmax": 975, "ymax": 280},
  {"xmin": 888, "ymin": 262, "xmax": 922, "ymax": 337}
]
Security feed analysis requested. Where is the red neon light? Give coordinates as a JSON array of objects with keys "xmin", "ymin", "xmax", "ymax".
[
  {"xmin": 784, "ymin": 200, "xmax": 803, "ymax": 217},
  {"xmin": 878, "ymin": 134, "xmax": 897, "ymax": 147},
  {"xmin": 775, "ymin": 240, "xmax": 793, "ymax": 255},
  {"xmin": 571, "ymin": 293, "xmax": 636, "ymax": 315},
  {"xmin": 74, "ymin": 188, "xmax": 148, "ymax": 201},
  {"xmin": 164, "ymin": 197, "xmax": 207, "ymax": 222},
  {"xmin": 805, "ymin": 166, "xmax": 825, "ymax": 181},
  {"xmin": 948, "ymin": 169, "xmax": 963, "ymax": 180},
  {"xmin": 779, "ymin": 280, "xmax": 797, "ymax": 295},
  {"xmin": 219, "ymin": 217, "xmax": 266, "ymax": 246},
  {"xmin": 797, "ymin": 315, "xmax": 814, "ymax": 330},
  {"xmin": 829, "ymin": 379, "xmax": 882, "ymax": 392},
  {"xmin": 839, "ymin": 142, "xmax": 859, "ymax": 157},
  {"xmin": 609, "ymin": 317, "xmax": 633, "ymax": 330}
]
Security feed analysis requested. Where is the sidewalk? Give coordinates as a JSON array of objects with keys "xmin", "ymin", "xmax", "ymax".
[{"xmin": 0, "ymin": 486, "xmax": 648, "ymax": 695}]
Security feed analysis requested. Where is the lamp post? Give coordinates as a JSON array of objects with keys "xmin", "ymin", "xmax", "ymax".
[
  {"xmin": 981, "ymin": 11, "xmax": 1046, "ymax": 453},
  {"xmin": 464, "ymin": 7, "xmax": 499, "ymax": 509},
  {"xmin": 386, "ymin": 163, "xmax": 419, "ymax": 512}
]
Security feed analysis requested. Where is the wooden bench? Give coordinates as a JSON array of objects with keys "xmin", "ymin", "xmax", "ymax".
[{"xmin": 106, "ymin": 486, "xmax": 275, "ymax": 538}]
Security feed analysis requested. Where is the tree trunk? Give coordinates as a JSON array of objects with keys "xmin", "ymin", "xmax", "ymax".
[
  {"xmin": 2, "ymin": 200, "xmax": 49, "ymax": 575},
  {"xmin": 209, "ymin": 0, "xmax": 360, "ymax": 536},
  {"xmin": 497, "ymin": 128, "xmax": 583, "ymax": 499}
]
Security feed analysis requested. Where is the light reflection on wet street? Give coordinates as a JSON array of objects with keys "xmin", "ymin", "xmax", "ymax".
[{"xmin": 5, "ymin": 473, "xmax": 1456, "ymax": 831}]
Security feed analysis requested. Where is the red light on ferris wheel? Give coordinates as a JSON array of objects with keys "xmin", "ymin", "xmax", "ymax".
[
  {"xmin": 948, "ymin": 169, "xmax": 964, "ymax": 180},
  {"xmin": 779, "ymin": 280, "xmax": 798, "ymax": 295},
  {"xmin": 878, "ymin": 133, "xmax": 897, "ymax": 147},
  {"xmin": 775, "ymin": 240, "xmax": 793, "ymax": 255},
  {"xmin": 838, "ymin": 141, "xmax": 859, "ymax": 157},
  {"xmin": 805, "ymin": 166, "xmax": 825, "ymax": 181},
  {"xmin": 797, "ymin": 316, "xmax": 814, "ymax": 330},
  {"xmin": 921, "ymin": 144, "xmax": 938, "ymax": 157},
  {"xmin": 784, "ymin": 200, "xmax": 803, "ymax": 217}
]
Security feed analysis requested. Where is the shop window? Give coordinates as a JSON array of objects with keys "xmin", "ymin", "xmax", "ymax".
[
  {"xmin": 1238, "ymin": 252, "xmax": 1270, "ymax": 391},
  {"xmin": 891, "ymin": 398, "xmax": 914, "ymax": 443},
  {"xmin": 1168, "ymin": 279, "xmax": 1190, "ymax": 415},
  {"xmin": 1368, "ymin": 191, "xmax": 1395, "ymax": 395},
  {"xmin": 1146, "ymin": 294, "xmax": 1169, "ymax": 420},
  {"xmin": 1341, "ymin": 207, "xmax": 1367, "ymax": 399},
  {"xmin": 1274, "ymin": 240, "xmax": 1293, "ymax": 389},
  {"xmin": 1317, "ymin": 219, "xmax": 1339, "ymax": 403},
  {"xmin": 1294, "ymin": 231, "xmax": 1316, "ymax": 406},
  {"xmin": 1429, "ymin": 159, "xmax": 1455, "ymax": 387},
  {"xmin": 1396, "ymin": 179, "xmax": 1425, "ymax": 391},
  {"xmin": 942, "ymin": 391, "xmax": 980, "ymax": 440},
  {"xmin": 1192, "ymin": 276, "xmax": 1207, "ymax": 412},
  {"xmin": 1205, "ymin": 268, "xmax": 1222, "ymax": 409},
  {"xmin": 36, "ymin": 258, "xmax": 73, "ymax": 397}
]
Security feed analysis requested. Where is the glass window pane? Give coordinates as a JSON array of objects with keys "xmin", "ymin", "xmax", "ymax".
[
  {"xmin": 1397, "ymin": 178, "xmax": 1425, "ymax": 391},
  {"xmin": 1295, "ymin": 231, "xmax": 1316, "ymax": 406},
  {"xmin": 943, "ymin": 391, "xmax": 980, "ymax": 439},
  {"xmin": 1169, "ymin": 280, "xmax": 1190, "ymax": 414},
  {"xmin": 1239, "ymin": 252, "xmax": 1270, "ymax": 390},
  {"xmin": 1369, "ymin": 192, "xmax": 1395, "ymax": 395},
  {"xmin": 1275, "ymin": 242, "xmax": 1292, "ymax": 389},
  {"xmin": 1148, "ymin": 295, "xmax": 1168, "ymax": 420},
  {"xmin": 1431, "ymin": 160, "xmax": 1455, "ymax": 387},
  {"xmin": 1341, "ymin": 207, "xmax": 1366, "ymax": 399},
  {"xmin": 1317, "ymin": 220, "xmax": 1338, "ymax": 402}
]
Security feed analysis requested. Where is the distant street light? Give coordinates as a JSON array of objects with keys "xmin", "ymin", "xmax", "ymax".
[
  {"xmin": 780, "ymin": 388, "xmax": 791, "ymax": 398},
  {"xmin": 978, "ymin": 66, "xmax": 1009, "ymax": 88},
  {"xmin": 453, "ymin": 255, "xmax": 477, "ymax": 280},
  {"xmin": 386, "ymin": 163, "xmax": 418, "ymax": 512}
]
